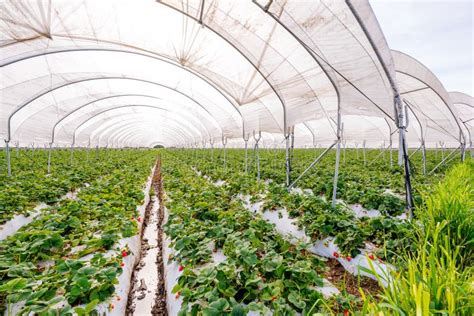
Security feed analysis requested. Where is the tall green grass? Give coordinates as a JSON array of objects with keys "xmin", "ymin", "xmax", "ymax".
[{"xmin": 362, "ymin": 161, "xmax": 473, "ymax": 315}]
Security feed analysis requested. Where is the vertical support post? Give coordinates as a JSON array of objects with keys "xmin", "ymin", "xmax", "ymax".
[
  {"xmin": 254, "ymin": 131, "xmax": 262, "ymax": 182},
  {"xmin": 397, "ymin": 97, "xmax": 414, "ymax": 218},
  {"xmin": 47, "ymin": 142, "xmax": 53, "ymax": 174},
  {"xmin": 5, "ymin": 140, "xmax": 11, "ymax": 177},
  {"xmin": 95, "ymin": 145, "xmax": 99, "ymax": 160},
  {"xmin": 460, "ymin": 130, "xmax": 466, "ymax": 162},
  {"xmin": 331, "ymin": 112, "xmax": 342, "ymax": 207},
  {"xmin": 15, "ymin": 141, "xmax": 19, "ymax": 158}
]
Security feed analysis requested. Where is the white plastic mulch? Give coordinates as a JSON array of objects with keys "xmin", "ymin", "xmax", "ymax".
[
  {"xmin": 1, "ymin": 188, "xmax": 82, "ymax": 241},
  {"xmin": 242, "ymin": 196, "xmax": 393, "ymax": 287}
]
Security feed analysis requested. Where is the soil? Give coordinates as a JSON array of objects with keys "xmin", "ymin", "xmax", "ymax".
[
  {"xmin": 151, "ymin": 157, "xmax": 167, "ymax": 315},
  {"xmin": 323, "ymin": 258, "xmax": 381, "ymax": 298},
  {"xmin": 126, "ymin": 158, "xmax": 167, "ymax": 315}
]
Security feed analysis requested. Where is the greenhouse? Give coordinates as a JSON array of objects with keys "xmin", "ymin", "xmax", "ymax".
[{"xmin": 0, "ymin": 0, "xmax": 472, "ymax": 315}]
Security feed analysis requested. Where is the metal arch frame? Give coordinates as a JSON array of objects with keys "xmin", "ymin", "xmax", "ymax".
[
  {"xmin": 96, "ymin": 116, "xmax": 194, "ymax": 148},
  {"xmin": 51, "ymin": 95, "xmax": 214, "ymax": 145},
  {"xmin": 90, "ymin": 110, "xmax": 204, "ymax": 147},
  {"xmin": 254, "ymin": 0, "xmax": 393, "ymax": 202},
  {"xmin": 345, "ymin": 1, "xmax": 414, "ymax": 215},
  {"xmin": 148, "ymin": 141, "xmax": 167, "ymax": 148},
  {"xmin": 100, "ymin": 123, "xmax": 188, "ymax": 148},
  {"xmin": 90, "ymin": 120, "xmax": 188, "ymax": 148},
  {"xmin": 108, "ymin": 124, "xmax": 188, "ymax": 148},
  {"xmin": 131, "ymin": 133, "xmax": 174, "ymax": 148},
  {"xmin": 50, "ymin": 93, "xmax": 222, "ymax": 144},
  {"xmin": 72, "ymin": 105, "xmax": 201, "ymax": 145},
  {"xmin": 1, "ymin": 45, "xmax": 246, "ymax": 136},
  {"xmin": 7, "ymin": 75, "xmax": 232, "ymax": 142},
  {"xmin": 91, "ymin": 115, "xmax": 193, "ymax": 146},
  {"xmin": 157, "ymin": 1, "xmax": 292, "ymax": 185},
  {"xmin": 396, "ymin": 70, "xmax": 466, "ymax": 146},
  {"xmin": 105, "ymin": 121, "xmax": 192, "ymax": 147}
]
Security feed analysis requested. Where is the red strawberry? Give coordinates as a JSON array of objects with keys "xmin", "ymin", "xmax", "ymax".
[
  {"xmin": 109, "ymin": 303, "xmax": 114, "ymax": 310},
  {"xmin": 344, "ymin": 310, "xmax": 349, "ymax": 316},
  {"xmin": 333, "ymin": 251, "xmax": 339, "ymax": 258},
  {"xmin": 175, "ymin": 292, "xmax": 181, "ymax": 299},
  {"xmin": 346, "ymin": 256, "xmax": 352, "ymax": 262},
  {"xmin": 120, "ymin": 262, "xmax": 125, "ymax": 267},
  {"xmin": 122, "ymin": 250, "xmax": 128, "ymax": 257},
  {"xmin": 137, "ymin": 217, "xmax": 141, "ymax": 222},
  {"xmin": 178, "ymin": 265, "xmax": 184, "ymax": 272},
  {"xmin": 131, "ymin": 217, "xmax": 135, "ymax": 221},
  {"xmin": 368, "ymin": 254, "xmax": 375, "ymax": 260}
]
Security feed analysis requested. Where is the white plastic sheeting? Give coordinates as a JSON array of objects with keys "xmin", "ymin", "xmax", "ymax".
[
  {"xmin": 450, "ymin": 92, "xmax": 473, "ymax": 151},
  {"xmin": 0, "ymin": 0, "xmax": 471, "ymax": 148}
]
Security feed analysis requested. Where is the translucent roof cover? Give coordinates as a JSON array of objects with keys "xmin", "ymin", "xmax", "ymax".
[
  {"xmin": 392, "ymin": 50, "xmax": 464, "ymax": 148},
  {"xmin": 0, "ymin": 0, "xmax": 471, "ymax": 148}
]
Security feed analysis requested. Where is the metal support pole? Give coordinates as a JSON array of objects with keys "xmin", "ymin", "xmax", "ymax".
[
  {"xmin": 253, "ymin": 131, "xmax": 262, "ymax": 182},
  {"xmin": 409, "ymin": 144, "xmax": 423, "ymax": 159},
  {"xmin": 460, "ymin": 130, "xmax": 466, "ymax": 162},
  {"xmin": 5, "ymin": 140, "xmax": 11, "ymax": 177},
  {"xmin": 331, "ymin": 112, "xmax": 342, "ymax": 207},
  {"xmin": 47, "ymin": 142, "xmax": 53, "ymax": 174},
  {"xmin": 15, "ymin": 141, "xmax": 19, "ymax": 158},
  {"xmin": 397, "ymin": 98, "xmax": 414, "ymax": 218},
  {"xmin": 428, "ymin": 145, "xmax": 461, "ymax": 175},
  {"xmin": 288, "ymin": 141, "xmax": 337, "ymax": 190}
]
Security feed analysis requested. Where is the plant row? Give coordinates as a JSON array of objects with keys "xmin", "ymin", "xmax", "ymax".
[
  {"xmin": 0, "ymin": 150, "xmax": 157, "ymax": 315},
  {"xmin": 162, "ymin": 154, "xmax": 352, "ymax": 315},
  {"xmin": 0, "ymin": 149, "xmax": 135, "ymax": 224}
]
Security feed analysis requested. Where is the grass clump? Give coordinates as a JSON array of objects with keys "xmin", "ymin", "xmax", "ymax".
[{"xmin": 363, "ymin": 161, "xmax": 473, "ymax": 315}]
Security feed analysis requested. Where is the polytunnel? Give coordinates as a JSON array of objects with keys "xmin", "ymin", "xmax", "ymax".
[{"xmin": 0, "ymin": 1, "xmax": 473, "ymax": 315}]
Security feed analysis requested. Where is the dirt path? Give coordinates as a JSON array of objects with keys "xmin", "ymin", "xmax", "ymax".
[{"xmin": 126, "ymin": 157, "xmax": 167, "ymax": 315}]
